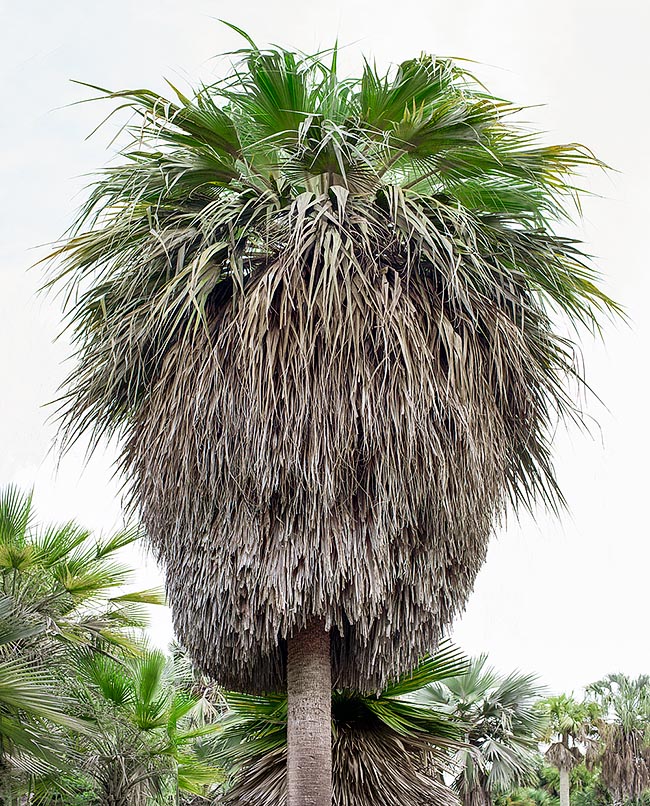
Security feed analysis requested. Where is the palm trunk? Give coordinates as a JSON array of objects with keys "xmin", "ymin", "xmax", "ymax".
[
  {"xmin": 0, "ymin": 755, "xmax": 10, "ymax": 806},
  {"xmin": 286, "ymin": 619, "xmax": 332, "ymax": 806},
  {"xmin": 559, "ymin": 765, "xmax": 570, "ymax": 806}
]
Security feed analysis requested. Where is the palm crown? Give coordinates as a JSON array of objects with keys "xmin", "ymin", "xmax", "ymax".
[{"xmin": 49, "ymin": 37, "xmax": 616, "ymax": 692}]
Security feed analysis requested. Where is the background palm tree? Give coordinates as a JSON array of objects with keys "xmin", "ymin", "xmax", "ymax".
[
  {"xmin": 543, "ymin": 694, "xmax": 600, "ymax": 806},
  {"xmin": 0, "ymin": 486, "xmax": 164, "ymax": 656},
  {"xmin": 0, "ymin": 485, "xmax": 164, "ymax": 802},
  {"xmin": 212, "ymin": 645, "xmax": 465, "ymax": 806},
  {"xmin": 48, "ymin": 32, "xmax": 616, "ymax": 805},
  {"xmin": 586, "ymin": 675, "xmax": 650, "ymax": 805},
  {"xmin": 419, "ymin": 655, "xmax": 548, "ymax": 806},
  {"xmin": 38, "ymin": 648, "xmax": 222, "ymax": 806}
]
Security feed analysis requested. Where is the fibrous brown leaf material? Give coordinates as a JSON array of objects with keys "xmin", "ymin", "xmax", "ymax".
[{"xmin": 49, "ymin": 45, "xmax": 617, "ymax": 693}]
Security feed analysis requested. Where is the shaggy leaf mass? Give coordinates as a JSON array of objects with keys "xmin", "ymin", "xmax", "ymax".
[{"xmin": 49, "ymin": 40, "xmax": 616, "ymax": 692}]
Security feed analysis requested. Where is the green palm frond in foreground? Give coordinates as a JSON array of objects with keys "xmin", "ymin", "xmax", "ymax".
[
  {"xmin": 0, "ymin": 595, "xmax": 88, "ymax": 770},
  {"xmin": 213, "ymin": 643, "xmax": 466, "ymax": 806},
  {"xmin": 47, "ymin": 34, "xmax": 618, "ymax": 692},
  {"xmin": 0, "ymin": 485, "xmax": 165, "ymax": 796},
  {"xmin": 0, "ymin": 485, "xmax": 164, "ymax": 655}
]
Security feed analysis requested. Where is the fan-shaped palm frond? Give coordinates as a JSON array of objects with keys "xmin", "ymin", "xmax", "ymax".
[
  {"xmin": 0, "ymin": 486, "xmax": 165, "ymax": 799},
  {"xmin": 211, "ymin": 643, "xmax": 467, "ymax": 806},
  {"xmin": 0, "ymin": 592, "xmax": 89, "ymax": 802},
  {"xmin": 47, "ymin": 37, "xmax": 617, "ymax": 692},
  {"xmin": 40, "ymin": 647, "xmax": 222, "ymax": 806},
  {"xmin": 0, "ymin": 485, "xmax": 164, "ymax": 657},
  {"xmin": 420, "ymin": 655, "xmax": 548, "ymax": 806}
]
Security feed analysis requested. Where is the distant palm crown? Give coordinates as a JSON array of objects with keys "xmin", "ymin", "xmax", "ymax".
[{"xmin": 52, "ymin": 36, "xmax": 615, "ymax": 692}]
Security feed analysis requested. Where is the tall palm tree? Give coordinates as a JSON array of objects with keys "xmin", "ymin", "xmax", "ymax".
[
  {"xmin": 419, "ymin": 655, "xmax": 548, "ymax": 806},
  {"xmin": 48, "ymin": 32, "xmax": 616, "ymax": 805},
  {"xmin": 543, "ymin": 694, "xmax": 600, "ymax": 806},
  {"xmin": 212, "ymin": 645, "xmax": 465, "ymax": 806},
  {"xmin": 586, "ymin": 675, "xmax": 650, "ymax": 805}
]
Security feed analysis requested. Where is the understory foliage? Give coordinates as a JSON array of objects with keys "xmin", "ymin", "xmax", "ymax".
[
  {"xmin": 498, "ymin": 762, "xmax": 610, "ymax": 806},
  {"xmin": 45, "ymin": 649, "xmax": 222, "ymax": 806},
  {"xmin": 48, "ymin": 32, "xmax": 617, "ymax": 692},
  {"xmin": 0, "ymin": 487, "xmax": 221, "ymax": 805}
]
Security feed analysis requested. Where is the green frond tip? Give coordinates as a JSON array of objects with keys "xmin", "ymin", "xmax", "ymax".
[
  {"xmin": 47, "ymin": 36, "xmax": 619, "ymax": 693},
  {"xmin": 111, "ymin": 587, "xmax": 167, "ymax": 605}
]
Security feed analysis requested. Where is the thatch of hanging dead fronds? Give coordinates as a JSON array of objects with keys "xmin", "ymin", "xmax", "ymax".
[
  {"xmin": 586, "ymin": 674, "xmax": 650, "ymax": 803},
  {"xmin": 218, "ymin": 717, "xmax": 460, "ymax": 806},
  {"xmin": 214, "ymin": 649, "xmax": 465, "ymax": 806},
  {"xmin": 590, "ymin": 721, "xmax": 650, "ymax": 803},
  {"xmin": 47, "ymin": 37, "xmax": 618, "ymax": 692},
  {"xmin": 545, "ymin": 741, "xmax": 582, "ymax": 771}
]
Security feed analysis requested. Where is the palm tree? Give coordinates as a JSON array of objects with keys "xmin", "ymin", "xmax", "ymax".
[
  {"xmin": 0, "ymin": 594, "xmax": 88, "ymax": 804},
  {"xmin": 212, "ymin": 645, "xmax": 465, "ymax": 806},
  {"xmin": 0, "ymin": 485, "xmax": 164, "ymax": 801},
  {"xmin": 40, "ymin": 648, "xmax": 222, "ymax": 806},
  {"xmin": 586, "ymin": 675, "xmax": 650, "ymax": 805},
  {"xmin": 543, "ymin": 694, "xmax": 600, "ymax": 806},
  {"xmin": 0, "ymin": 486, "xmax": 164, "ymax": 656},
  {"xmin": 48, "ymin": 32, "xmax": 616, "ymax": 805},
  {"xmin": 419, "ymin": 655, "xmax": 548, "ymax": 806}
]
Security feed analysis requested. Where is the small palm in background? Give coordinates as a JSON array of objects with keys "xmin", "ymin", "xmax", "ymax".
[
  {"xmin": 41, "ymin": 649, "xmax": 222, "ymax": 806},
  {"xmin": 419, "ymin": 654, "xmax": 548, "ymax": 806},
  {"xmin": 586, "ymin": 674, "xmax": 650, "ymax": 804},
  {"xmin": 543, "ymin": 694, "xmax": 600, "ymax": 806}
]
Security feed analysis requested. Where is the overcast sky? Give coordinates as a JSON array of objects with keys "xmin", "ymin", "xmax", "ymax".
[{"xmin": 1, "ymin": 0, "xmax": 648, "ymax": 695}]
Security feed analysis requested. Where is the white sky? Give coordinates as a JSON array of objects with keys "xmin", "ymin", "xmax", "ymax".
[{"xmin": 1, "ymin": 0, "xmax": 648, "ymax": 695}]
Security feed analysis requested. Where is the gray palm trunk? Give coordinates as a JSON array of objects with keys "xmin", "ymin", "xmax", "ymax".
[
  {"xmin": 463, "ymin": 779, "xmax": 491, "ymax": 806},
  {"xmin": 287, "ymin": 620, "xmax": 332, "ymax": 806},
  {"xmin": 559, "ymin": 766, "xmax": 570, "ymax": 806}
]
